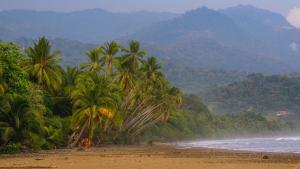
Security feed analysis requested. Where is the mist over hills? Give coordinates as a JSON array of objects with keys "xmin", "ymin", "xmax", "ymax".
[{"xmin": 1, "ymin": 5, "xmax": 300, "ymax": 92}]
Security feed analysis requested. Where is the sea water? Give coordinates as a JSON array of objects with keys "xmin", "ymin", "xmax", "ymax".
[{"xmin": 177, "ymin": 137, "xmax": 300, "ymax": 153}]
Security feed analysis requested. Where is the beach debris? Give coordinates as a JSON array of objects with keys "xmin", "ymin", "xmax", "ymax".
[
  {"xmin": 80, "ymin": 138, "xmax": 93, "ymax": 148},
  {"xmin": 262, "ymin": 155, "xmax": 269, "ymax": 160},
  {"xmin": 35, "ymin": 158, "xmax": 44, "ymax": 160}
]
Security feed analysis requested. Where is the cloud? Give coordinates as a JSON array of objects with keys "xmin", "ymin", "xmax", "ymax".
[
  {"xmin": 287, "ymin": 8, "xmax": 300, "ymax": 29},
  {"xmin": 289, "ymin": 42, "xmax": 299, "ymax": 52}
]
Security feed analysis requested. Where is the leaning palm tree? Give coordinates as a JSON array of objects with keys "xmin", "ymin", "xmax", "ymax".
[
  {"xmin": 117, "ymin": 72, "xmax": 182, "ymax": 142},
  {"xmin": 69, "ymin": 72, "xmax": 122, "ymax": 147},
  {"xmin": 81, "ymin": 47, "xmax": 105, "ymax": 72},
  {"xmin": 23, "ymin": 37, "xmax": 62, "ymax": 92},
  {"xmin": 101, "ymin": 41, "xmax": 120, "ymax": 76}
]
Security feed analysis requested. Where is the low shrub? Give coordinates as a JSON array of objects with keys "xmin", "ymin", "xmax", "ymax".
[{"xmin": 0, "ymin": 143, "xmax": 21, "ymax": 154}]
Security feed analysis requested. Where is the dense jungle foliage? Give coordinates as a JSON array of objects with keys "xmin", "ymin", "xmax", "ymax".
[{"xmin": 0, "ymin": 37, "xmax": 182, "ymax": 151}]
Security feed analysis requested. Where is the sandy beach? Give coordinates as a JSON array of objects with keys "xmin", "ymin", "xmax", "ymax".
[{"xmin": 1, "ymin": 145, "xmax": 300, "ymax": 169}]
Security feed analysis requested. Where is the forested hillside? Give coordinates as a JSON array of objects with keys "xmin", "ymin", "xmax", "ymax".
[
  {"xmin": 144, "ymin": 95, "xmax": 300, "ymax": 141},
  {"xmin": 203, "ymin": 74, "xmax": 300, "ymax": 118}
]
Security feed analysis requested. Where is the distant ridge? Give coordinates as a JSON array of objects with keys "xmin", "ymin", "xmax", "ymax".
[{"xmin": 0, "ymin": 9, "xmax": 178, "ymax": 42}]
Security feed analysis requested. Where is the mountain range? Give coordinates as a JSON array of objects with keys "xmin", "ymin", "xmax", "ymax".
[
  {"xmin": 0, "ymin": 9, "xmax": 177, "ymax": 42},
  {"xmin": 131, "ymin": 5, "xmax": 300, "ymax": 74}
]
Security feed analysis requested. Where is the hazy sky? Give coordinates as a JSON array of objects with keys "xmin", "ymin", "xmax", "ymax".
[{"xmin": 1, "ymin": 0, "xmax": 300, "ymax": 16}]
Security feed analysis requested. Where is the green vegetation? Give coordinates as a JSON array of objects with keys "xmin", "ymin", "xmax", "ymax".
[
  {"xmin": 0, "ymin": 37, "xmax": 181, "ymax": 150},
  {"xmin": 203, "ymin": 73, "xmax": 300, "ymax": 116},
  {"xmin": 0, "ymin": 38, "xmax": 299, "ymax": 153},
  {"xmin": 0, "ymin": 143, "xmax": 21, "ymax": 154}
]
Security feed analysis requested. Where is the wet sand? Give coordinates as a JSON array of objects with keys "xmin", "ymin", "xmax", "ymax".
[{"xmin": 0, "ymin": 145, "xmax": 300, "ymax": 169}]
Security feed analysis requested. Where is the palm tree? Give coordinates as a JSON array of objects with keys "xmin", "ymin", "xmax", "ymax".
[
  {"xmin": 122, "ymin": 41, "xmax": 146, "ymax": 74},
  {"xmin": 159, "ymin": 86, "xmax": 183, "ymax": 122},
  {"xmin": 69, "ymin": 72, "xmax": 122, "ymax": 147},
  {"xmin": 51, "ymin": 66, "xmax": 81, "ymax": 117},
  {"xmin": 81, "ymin": 47, "xmax": 104, "ymax": 72},
  {"xmin": 0, "ymin": 94, "xmax": 45, "ymax": 145},
  {"xmin": 115, "ymin": 41, "xmax": 146, "ymax": 91},
  {"xmin": 115, "ymin": 56, "xmax": 134, "ymax": 91},
  {"xmin": 63, "ymin": 66, "xmax": 81, "ymax": 96},
  {"xmin": 23, "ymin": 37, "xmax": 62, "ymax": 92},
  {"xmin": 101, "ymin": 41, "xmax": 120, "ymax": 75},
  {"xmin": 140, "ymin": 56, "xmax": 164, "ymax": 92}
]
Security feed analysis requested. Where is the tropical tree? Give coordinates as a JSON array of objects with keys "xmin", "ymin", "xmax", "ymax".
[
  {"xmin": 122, "ymin": 40, "xmax": 146, "ymax": 74},
  {"xmin": 116, "ymin": 41, "xmax": 146, "ymax": 90},
  {"xmin": 81, "ymin": 47, "xmax": 104, "ymax": 72},
  {"xmin": 50, "ymin": 67, "xmax": 80, "ymax": 117},
  {"xmin": 158, "ymin": 85, "xmax": 183, "ymax": 122},
  {"xmin": 101, "ymin": 41, "xmax": 120, "ymax": 75},
  {"xmin": 62, "ymin": 66, "xmax": 81, "ymax": 96},
  {"xmin": 23, "ymin": 37, "xmax": 62, "ymax": 92},
  {"xmin": 140, "ymin": 56, "xmax": 164, "ymax": 93},
  {"xmin": 69, "ymin": 72, "xmax": 122, "ymax": 147},
  {"xmin": 0, "ymin": 42, "xmax": 29, "ymax": 94}
]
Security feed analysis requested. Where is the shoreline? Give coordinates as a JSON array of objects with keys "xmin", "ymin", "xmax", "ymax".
[{"xmin": 1, "ymin": 144, "xmax": 300, "ymax": 169}]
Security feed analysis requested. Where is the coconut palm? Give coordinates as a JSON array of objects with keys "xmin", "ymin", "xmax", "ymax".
[
  {"xmin": 159, "ymin": 86, "xmax": 183, "ymax": 122},
  {"xmin": 122, "ymin": 40, "xmax": 146, "ymax": 74},
  {"xmin": 51, "ymin": 67, "xmax": 81, "ymax": 118},
  {"xmin": 101, "ymin": 41, "xmax": 120, "ymax": 75},
  {"xmin": 115, "ymin": 56, "xmax": 134, "ymax": 90},
  {"xmin": 115, "ymin": 41, "xmax": 146, "ymax": 91},
  {"xmin": 81, "ymin": 47, "xmax": 104, "ymax": 72},
  {"xmin": 63, "ymin": 66, "xmax": 81, "ymax": 96},
  {"xmin": 140, "ymin": 56, "xmax": 164, "ymax": 92},
  {"xmin": 23, "ymin": 37, "xmax": 62, "ymax": 92},
  {"xmin": 69, "ymin": 72, "xmax": 122, "ymax": 146}
]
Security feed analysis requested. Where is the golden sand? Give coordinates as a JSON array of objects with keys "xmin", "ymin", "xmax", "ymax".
[{"xmin": 0, "ymin": 145, "xmax": 299, "ymax": 169}]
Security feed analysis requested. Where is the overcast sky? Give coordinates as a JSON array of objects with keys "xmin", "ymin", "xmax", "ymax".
[{"xmin": 0, "ymin": 0, "xmax": 300, "ymax": 16}]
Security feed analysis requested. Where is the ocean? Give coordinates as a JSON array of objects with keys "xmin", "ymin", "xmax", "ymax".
[{"xmin": 177, "ymin": 136, "xmax": 300, "ymax": 153}]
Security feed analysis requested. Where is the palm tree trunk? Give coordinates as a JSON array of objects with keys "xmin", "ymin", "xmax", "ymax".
[{"xmin": 69, "ymin": 121, "xmax": 88, "ymax": 148}]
